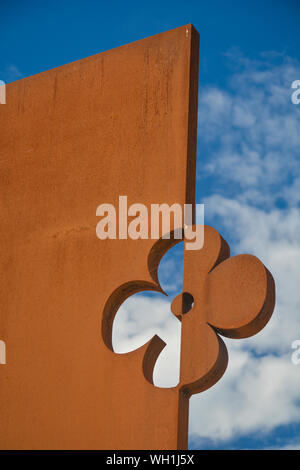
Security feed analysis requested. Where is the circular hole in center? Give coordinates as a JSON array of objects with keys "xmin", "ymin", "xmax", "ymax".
[{"xmin": 182, "ymin": 292, "xmax": 194, "ymax": 314}]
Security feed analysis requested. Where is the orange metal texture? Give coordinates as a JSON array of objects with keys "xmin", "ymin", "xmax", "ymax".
[
  {"xmin": 0, "ymin": 25, "xmax": 199, "ymax": 449},
  {"xmin": 0, "ymin": 25, "xmax": 275, "ymax": 451},
  {"xmin": 172, "ymin": 225, "xmax": 275, "ymax": 397}
]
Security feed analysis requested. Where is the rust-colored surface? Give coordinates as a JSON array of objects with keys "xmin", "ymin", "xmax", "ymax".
[
  {"xmin": 171, "ymin": 226, "xmax": 275, "ymax": 398},
  {"xmin": 0, "ymin": 24, "xmax": 275, "ymax": 450},
  {"xmin": 0, "ymin": 25, "xmax": 199, "ymax": 450}
]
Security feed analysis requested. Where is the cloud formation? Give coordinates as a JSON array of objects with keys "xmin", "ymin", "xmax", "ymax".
[
  {"xmin": 190, "ymin": 52, "xmax": 300, "ymax": 446},
  {"xmin": 112, "ymin": 52, "xmax": 300, "ymax": 448},
  {"xmin": 197, "ymin": 52, "xmax": 300, "ymax": 207}
]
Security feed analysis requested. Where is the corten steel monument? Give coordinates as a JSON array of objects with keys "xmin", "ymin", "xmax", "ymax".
[{"xmin": 0, "ymin": 25, "xmax": 275, "ymax": 449}]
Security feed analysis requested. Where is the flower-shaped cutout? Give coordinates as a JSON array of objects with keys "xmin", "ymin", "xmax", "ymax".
[
  {"xmin": 172, "ymin": 225, "xmax": 275, "ymax": 397},
  {"xmin": 102, "ymin": 225, "xmax": 275, "ymax": 398}
]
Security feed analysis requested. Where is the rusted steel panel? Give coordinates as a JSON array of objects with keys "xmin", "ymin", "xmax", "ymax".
[{"xmin": 0, "ymin": 25, "xmax": 199, "ymax": 449}]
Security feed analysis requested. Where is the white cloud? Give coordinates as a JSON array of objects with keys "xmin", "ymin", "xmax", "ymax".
[
  {"xmin": 112, "ymin": 52, "xmax": 300, "ymax": 448},
  {"xmin": 112, "ymin": 196, "xmax": 300, "ymax": 442},
  {"xmin": 197, "ymin": 55, "xmax": 300, "ymax": 206},
  {"xmin": 188, "ymin": 53, "xmax": 300, "ymax": 445},
  {"xmin": 190, "ymin": 195, "xmax": 300, "ymax": 442},
  {"xmin": 112, "ymin": 293, "xmax": 181, "ymax": 388},
  {"xmin": 190, "ymin": 350, "xmax": 300, "ymax": 441}
]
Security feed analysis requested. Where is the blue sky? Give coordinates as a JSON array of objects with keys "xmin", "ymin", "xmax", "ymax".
[
  {"xmin": 1, "ymin": 0, "xmax": 299, "ymax": 87},
  {"xmin": 2, "ymin": 0, "xmax": 300, "ymax": 450}
]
